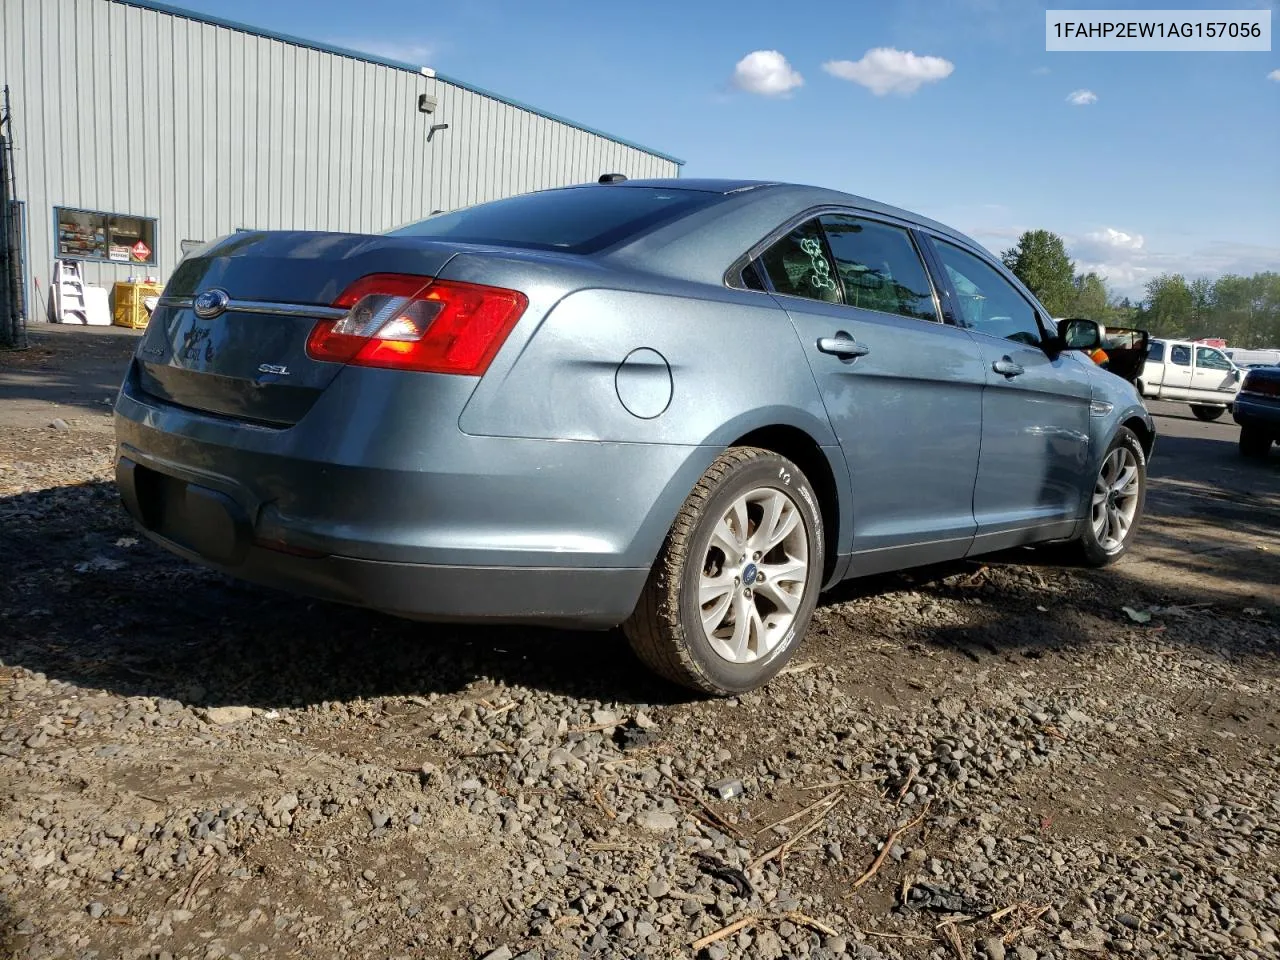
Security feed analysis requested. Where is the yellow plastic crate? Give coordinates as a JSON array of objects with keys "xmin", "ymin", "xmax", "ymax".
[{"xmin": 113, "ymin": 281, "xmax": 163, "ymax": 329}]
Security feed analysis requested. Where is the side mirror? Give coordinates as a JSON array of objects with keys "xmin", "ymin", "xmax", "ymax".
[{"xmin": 1058, "ymin": 317, "xmax": 1103, "ymax": 352}]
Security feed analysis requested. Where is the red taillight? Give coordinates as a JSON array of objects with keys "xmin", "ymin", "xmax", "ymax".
[{"xmin": 307, "ymin": 274, "xmax": 528, "ymax": 375}]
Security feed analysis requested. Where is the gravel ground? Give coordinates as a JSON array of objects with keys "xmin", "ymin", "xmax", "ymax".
[{"xmin": 1, "ymin": 329, "xmax": 1278, "ymax": 960}]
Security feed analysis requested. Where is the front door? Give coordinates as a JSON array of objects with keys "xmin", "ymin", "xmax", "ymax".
[
  {"xmin": 925, "ymin": 236, "xmax": 1094, "ymax": 552},
  {"xmin": 753, "ymin": 214, "xmax": 986, "ymax": 574},
  {"xmin": 1190, "ymin": 344, "xmax": 1238, "ymax": 401}
]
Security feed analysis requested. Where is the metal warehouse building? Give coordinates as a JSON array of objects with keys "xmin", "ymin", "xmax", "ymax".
[{"xmin": 0, "ymin": 0, "xmax": 682, "ymax": 330}]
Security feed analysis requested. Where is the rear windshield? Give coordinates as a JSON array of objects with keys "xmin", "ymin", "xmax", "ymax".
[{"xmin": 386, "ymin": 186, "xmax": 720, "ymax": 254}]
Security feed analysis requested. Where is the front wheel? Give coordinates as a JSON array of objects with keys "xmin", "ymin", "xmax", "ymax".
[
  {"xmin": 1239, "ymin": 426, "xmax": 1274, "ymax": 459},
  {"xmin": 1190, "ymin": 404, "xmax": 1225, "ymax": 421},
  {"xmin": 1072, "ymin": 427, "xmax": 1147, "ymax": 567},
  {"xmin": 623, "ymin": 447, "xmax": 825, "ymax": 696}
]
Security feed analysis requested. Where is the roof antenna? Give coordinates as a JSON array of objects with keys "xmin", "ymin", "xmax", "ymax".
[{"xmin": 598, "ymin": 173, "xmax": 627, "ymax": 183}]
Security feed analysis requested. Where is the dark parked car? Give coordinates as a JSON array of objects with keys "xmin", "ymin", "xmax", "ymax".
[
  {"xmin": 1233, "ymin": 365, "xmax": 1280, "ymax": 458},
  {"xmin": 112, "ymin": 179, "xmax": 1155, "ymax": 695}
]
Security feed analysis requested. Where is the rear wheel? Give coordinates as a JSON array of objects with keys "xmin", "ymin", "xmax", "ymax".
[
  {"xmin": 623, "ymin": 447, "xmax": 824, "ymax": 696},
  {"xmin": 1071, "ymin": 427, "xmax": 1146, "ymax": 567},
  {"xmin": 1190, "ymin": 404, "xmax": 1225, "ymax": 421},
  {"xmin": 1239, "ymin": 426, "xmax": 1274, "ymax": 459}
]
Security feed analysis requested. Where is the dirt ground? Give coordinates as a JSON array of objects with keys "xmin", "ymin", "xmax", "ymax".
[{"xmin": 1, "ymin": 326, "xmax": 1277, "ymax": 960}]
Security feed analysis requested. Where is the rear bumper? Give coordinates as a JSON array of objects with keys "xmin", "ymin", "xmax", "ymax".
[
  {"xmin": 1233, "ymin": 394, "xmax": 1280, "ymax": 430},
  {"xmin": 116, "ymin": 460, "xmax": 645, "ymax": 628},
  {"xmin": 113, "ymin": 364, "xmax": 719, "ymax": 627}
]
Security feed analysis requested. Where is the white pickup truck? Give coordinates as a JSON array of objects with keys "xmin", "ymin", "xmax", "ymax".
[{"xmin": 1139, "ymin": 339, "xmax": 1244, "ymax": 421}]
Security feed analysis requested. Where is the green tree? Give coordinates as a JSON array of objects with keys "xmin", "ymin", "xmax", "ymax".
[
  {"xmin": 1139, "ymin": 274, "xmax": 1195, "ymax": 337},
  {"xmin": 1069, "ymin": 271, "xmax": 1111, "ymax": 320},
  {"xmin": 1110, "ymin": 296, "xmax": 1139, "ymax": 325},
  {"xmin": 1001, "ymin": 230, "xmax": 1076, "ymax": 316}
]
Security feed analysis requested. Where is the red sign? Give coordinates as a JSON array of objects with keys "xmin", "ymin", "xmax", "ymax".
[{"xmin": 131, "ymin": 240, "xmax": 152, "ymax": 262}]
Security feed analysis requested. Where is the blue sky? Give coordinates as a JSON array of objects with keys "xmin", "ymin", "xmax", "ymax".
[{"xmin": 176, "ymin": 0, "xmax": 1279, "ymax": 298}]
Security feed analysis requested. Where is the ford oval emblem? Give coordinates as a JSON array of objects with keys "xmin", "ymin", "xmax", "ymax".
[{"xmin": 192, "ymin": 288, "xmax": 231, "ymax": 319}]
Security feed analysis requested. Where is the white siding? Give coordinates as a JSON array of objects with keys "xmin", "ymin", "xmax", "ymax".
[{"xmin": 0, "ymin": 0, "xmax": 680, "ymax": 316}]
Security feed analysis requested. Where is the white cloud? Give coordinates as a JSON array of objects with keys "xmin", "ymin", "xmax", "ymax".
[
  {"xmin": 957, "ymin": 220, "xmax": 1279, "ymax": 299},
  {"xmin": 1066, "ymin": 89, "xmax": 1098, "ymax": 106},
  {"xmin": 1072, "ymin": 237, "xmax": 1280, "ymax": 299},
  {"xmin": 1084, "ymin": 227, "xmax": 1145, "ymax": 251},
  {"xmin": 822, "ymin": 48, "xmax": 955, "ymax": 96},
  {"xmin": 1269, "ymin": 69, "xmax": 1280, "ymax": 82},
  {"xmin": 335, "ymin": 39, "xmax": 436, "ymax": 66},
  {"xmin": 730, "ymin": 50, "xmax": 804, "ymax": 97}
]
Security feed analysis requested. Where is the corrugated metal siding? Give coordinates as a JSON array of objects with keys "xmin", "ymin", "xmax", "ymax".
[{"xmin": 0, "ymin": 0, "xmax": 679, "ymax": 317}]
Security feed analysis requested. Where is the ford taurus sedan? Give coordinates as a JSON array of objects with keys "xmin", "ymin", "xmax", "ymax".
[{"xmin": 113, "ymin": 178, "xmax": 1155, "ymax": 695}]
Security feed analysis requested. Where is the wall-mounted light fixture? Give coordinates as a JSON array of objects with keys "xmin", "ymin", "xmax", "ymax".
[
  {"xmin": 427, "ymin": 122, "xmax": 449, "ymax": 142},
  {"xmin": 418, "ymin": 93, "xmax": 438, "ymax": 114}
]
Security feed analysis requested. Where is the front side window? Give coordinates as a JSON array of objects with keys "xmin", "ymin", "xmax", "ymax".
[
  {"xmin": 55, "ymin": 207, "xmax": 157, "ymax": 265},
  {"xmin": 1170, "ymin": 345, "xmax": 1191, "ymax": 366},
  {"xmin": 1147, "ymin": 341, "xmax": 1165, "ymax": 362},
  {"xmin": 1195, "ymin": 346, "xmax": 1231, "ymax": 370},
  {"xmin": 931, "ymin": 239, "xmax": 1042, "ymax": 345},
  {"xmin": 756, "ymin": 219, "xmax": 842, "ymax": 304},
  {"xmin": 820, "ymin": 216, "xmax": 938, "ymax": 321}
]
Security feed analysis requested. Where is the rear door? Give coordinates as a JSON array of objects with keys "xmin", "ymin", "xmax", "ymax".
[
  {"xmin": 923, "ymin": 235, "xmax": 1093, "ymax": 550},
  {"xmin": 1161, "ymin": 343, "xmax": 1195, "ymax": 397},
  {"xmin": 1190, "ymin": 345, "xmax": 1239, "ymax": 401},
  {"xmin": 751, "ymin": 212, "xmax": 985, "ymax": 573}
]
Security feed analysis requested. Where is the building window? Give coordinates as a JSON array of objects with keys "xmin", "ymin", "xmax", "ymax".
[{"xmin": 55, "ymin": 207, "xmax": 157, "ymax": 265}]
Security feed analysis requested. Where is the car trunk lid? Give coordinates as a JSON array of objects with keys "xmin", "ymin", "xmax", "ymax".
[{"xmin": 133, "ymin": 230, "xmax": 460, "ymax": 425}]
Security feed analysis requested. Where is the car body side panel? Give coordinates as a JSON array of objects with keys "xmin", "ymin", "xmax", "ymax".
[
  {"xmin": 1069, "ymin": 365, "xmax": 1157, "ymax": 531},
  {"xmin": 455, "ymin": 281, "xmax": 856, "ymax": 571},
  {"xmin": 456, "ymin": 285, "xmax": 836, "ymax": 446}
]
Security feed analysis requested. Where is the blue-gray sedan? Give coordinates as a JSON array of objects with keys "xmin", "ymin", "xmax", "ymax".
[{"xmin": 113, "ymin": 178, "xmax": 1155, "ymax": 694}]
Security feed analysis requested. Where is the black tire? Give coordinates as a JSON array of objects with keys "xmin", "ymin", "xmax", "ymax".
[
  {"xmin": 623, "ymin": 447, "xmax": 825, "ymax": 696},
  {"xmin": 1071, "ymin": 427, "xmax": 1147, "ymax": 567},
  {"xmin": 1239, "ymin": 426, "xmax": 1274, "ymax": 459},
  {"xmin": 1190, "ymin": 405, "xmax": 1225, "ymax": 422}
]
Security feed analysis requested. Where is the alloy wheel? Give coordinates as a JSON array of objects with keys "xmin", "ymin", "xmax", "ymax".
[
  {"xmin": 698, "ymin": 487, "xmax": 809, "ymax": 664},
  {"xmin": 1091, "ymin": 446, "xmax": 1141, "ymax": 553}
]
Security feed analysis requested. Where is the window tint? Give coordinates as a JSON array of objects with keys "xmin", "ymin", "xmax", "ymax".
[
  {"xmin": 740, "ymin": 261, "xmax": 766, "ymax": 291},
  {"xmin": 932, "ymin": 240, "xmax": 1042, "ymax": 345},
  {"xmin": 1170, "ymin": 345, "xmax": 1191, "ymax": 366},
  {"xmin": 1195, "ymin": 347, "xmax": 1231, "ymax": 370},
  {"xmin": 1147, "ymin": 341, "xmax": 1165, "ymax": 362},
  {"xmin": 757, "ymin": 219, "xmax": 842, "ymax": 304},
  {"xmin": 387, "ymin": 186, "xmax": 722, "ymax": 254},
  {"xmin": 819, "ymin": 216, "xmax": 938, "ymax": 321}
]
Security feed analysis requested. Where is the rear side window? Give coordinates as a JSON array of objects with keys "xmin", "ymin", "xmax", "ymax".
[
  {"xmin": 820, "ymin": 216, "xmax": 938, "ymax": 321},
  {"xmin": 1147, "ymin": 341, "xmax": 1165, "ymax": 362},
  {"xmin": 387, "ymin": 186, "xmax": 722, "ymax": 254},
  {"xmin": 1170, "ymin": 345, "xmax": 1191, "ymax": 366},
  {"xmin": 757, "ymin": 219, "xmax": 843, "ymax": 304}
]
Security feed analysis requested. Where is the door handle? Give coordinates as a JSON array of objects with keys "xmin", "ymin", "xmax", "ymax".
[
  {"xmin": 992, "ymin": 357, "xmax": 1024, "ymax": 378},
  {"xmin": 816, "ymin": 333, "xmax": 870, "ymax": 360}
]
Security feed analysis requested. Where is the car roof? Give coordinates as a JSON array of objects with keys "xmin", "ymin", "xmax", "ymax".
[{"xmin": 610, "ymin": 178, "xmax": 976, "ymax": 246}]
